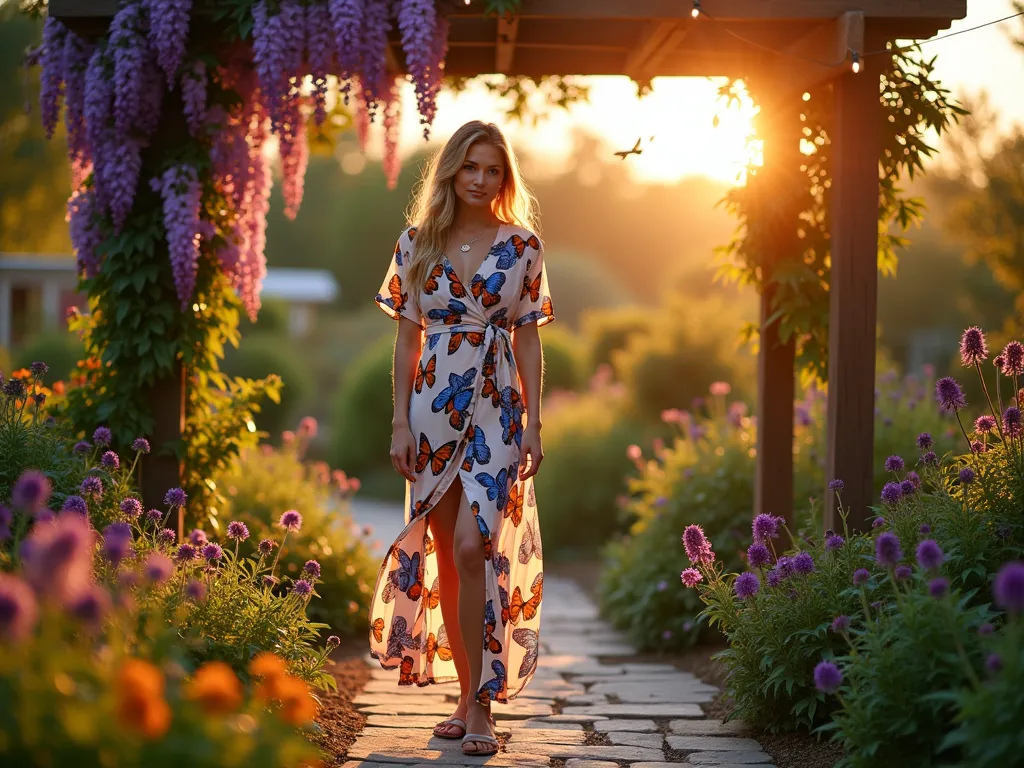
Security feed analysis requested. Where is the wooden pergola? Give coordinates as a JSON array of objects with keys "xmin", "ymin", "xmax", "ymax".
[{"xmin": 52, "ymin": 0, "xmax": 967, "ymax": 533}]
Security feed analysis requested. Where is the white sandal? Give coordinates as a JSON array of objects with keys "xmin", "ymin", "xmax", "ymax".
[
  {"xmin": 432, "ymin": 717, "xmax": 467, "ymax": 739},
  {"xmin": 461, "ymin": 732, "xmax": 499, "ymax": 756}
]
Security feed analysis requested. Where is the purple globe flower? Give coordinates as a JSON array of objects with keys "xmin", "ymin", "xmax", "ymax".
[
  {"xmin": 906, "ymin": 471, "xmax": 921, "ymax": 489},
  {"xmin": 793, "ymin": 552, "xmax": 815, "ymax": 575},
  {"xmin": 189, "ymin": 529, "xmax": 207, "ymax": 547},
  {"xmin": 920, "ymin": 523, "xmax": 931, "ymax": 534},
  {"xmin": 73, "ymin": 441, "xmax": 91, "ymax": 454},
  {"xmin": 873, "ymin": 516, "xmax": 887, "ymax": 528},
  {"xmin": 960, "ymin": 326, "xmax": 989, "ymax": 366},
  {"xmin": 93, "ymin": 426, "xmax": 112, "ymax": 446},
  {"xmin": 959, "ymin": 467, "xmax": 976, "ymax": 485},
  {"xmin": 766, "ymin": 569, "xmax": 783, "ymax": 588},
  {"xmin": 682, "ymin": 524, "xmax": 714, "ymax": 564},
  {"xmin": 146, "ymin": 509, "xmax": 163, "ymax": 523},
  {"xmin": 974, "ymin": 415, "xmax": 997, "ymax": 434},
  {"xmin": 680, "ymin": 568, "xmax": 702, "ymax": 587},
  {"xmin": 101, "ymin": 450, "xmax": 120, "ymax": 470},
  {"xmin": 67, "ymin": 584, "xmax": 112, "ymax": 632},
  {"xmin": 157, "ymin": 528, "xmax": 176, "ymax": 546},
  {"xmin": 292, "ymin": 579, "xmax": 313, "ymax": 597},
  {"xmin": 752, "ymin": 513, "xmax": 784, "ymax": 544},
  {"xmin": 201, "ymin": 543, "xmax": 223, "ymax": 562},
  {"xmin": 303, "ymin": 559, "xmax": 321, "ymax": 578},
  {"xmin": 279, "ymin": 509, "xmax": 303, "ymax": 533},
  {"xmin": 80, "ymin": 476, "xmax": 103, "ymax": 498},
  {"xmin": 894, "ymin": 565, "xmax": 913, "ymax": 581},
  {"xmin": 184, "ymin": 579, "xmax": 206, "ymax": 602},
  {"xmin": 978, "ymin": 622, "xmax": 994, "ymax": 636},
  {"xmin": 875, "ymin": 532, "xmax": 903, "ymax": 568},
  {"xmin": 13, "ymin": 470, "xmax": 52, "ymax": 513},
  {"xmin": 813, "ymin": 661, "xmax": 843, "ymax": 693},
  {"xmin": 922, "ymin": 451, "xmax": 938, "ymax": 466},
  {"xmin": 900, "ymin": 480, "xmax": 916, "ymax": 497},
  {"xmin": 971, "ymin": 440, "xmax": 986, "ymax": 454},
  {"xmin": 226, "ymin": 521, "xmax": 250, "ymax": 541},
  {"xmin": 831, "ymin": 615, "xmax": 850, "ymax": 633},
  {"xmin": 776, "ymin": 556, "xmax": 795, "ymax": 579},
  {"xmin": 164, "ymin": 487, "xmax": 187, "ymax": 507},
  {"xmin": 936, "ymin": 377, "xmax": 967, "ymax": 413},
  {"xmin": 916, "ymin": 540, "xmax": 944, "ymax": 571},
  {"xmin": 175, "ymin": 543, "xmax": 198, "ymax": 563},
  {"xmin": 119, "ymin": 497, "xmax": 143, "ymax": 519},
  {"xmin": 747, "ymin": 543, "xmax": 771, "ymax": 568},
  {"xmin": 929, "ymin": 577, "xmax": 949, "ymax": 598},
  {"xmin": 993, "ymin": 561, "xmax": 1024, "ymax": 614},
  {"xmin": 258, "ymin": 538, "xmax": 276, "ymax": 555},
  {"xmin": 828, "ymin": 478, "xmax": 845, "ymax": 493},
  {"xmin": 20, "ymin": 514, "xmax": 95, "ymax": 603},
  {"xmin": 884, "ymin": 455, "xmax": 905, "ymax": 473},
  {"xmin": 917, "ymin": 432, "xmax": 934, "ymax": 450},
  {"xmin": 132, "ymin": 437, "xmax": 151, "ymax": 454},
  {"xmin": 144, "ymin": 552, "xmax": 174, "ymax": 584},
  {"xmin": 825, "ymin": 534, "xmax": 845, "ymax": 551},
  {"xmin": 101, "ymin": 522, "xmax": 133, "ymax": 565},
  {"xmin": 0, "ymin": 574, "xmax": 39, "ymax": 643},
  {"xmin": 29, "ymin": 361, "xmax": 49, "ymax": 377},
  {"xmin": 881, "ymin": 482, "xmax": 903, "ymax": 505},
  {"xmin": 986, "ymin": 653, "xmax": 1003, "ymax": 674},
  {"xmin": 1001, "ymin": 341, "xmax": 1024, "ymax": 375},
  {"xmin": 1004, "ymin": 407, "xmax": 1023, "ymax": 438}
]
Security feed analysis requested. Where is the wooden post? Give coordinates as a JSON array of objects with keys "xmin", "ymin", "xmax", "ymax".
[
  {"xmin": 140, "ymin": 366, "xmax": 187, "ymax": 538},
  {"xmin": 824, "ymin": 54, "xmax": 881, "ymax": 533},
  {"xmin": 753, "ymin": 86, "xmax": 801, "ymax": 539}
]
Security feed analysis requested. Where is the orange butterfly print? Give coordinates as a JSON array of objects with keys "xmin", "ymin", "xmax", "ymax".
[
  {"xmin": 424, "ymin": 577, "xmax": 440, "ymax": 610},
  {"xmin": 444, "ymin": 261, "xmax": 468, "ymax": 298},
  {"xmin": 413, "ymin": 499, "xmax": 433, "ymax": 520},
  {"xmin": 484, "ymin": 599, "xmax": 503, "ymax": 654},
  {"xmin": 521, "ymin": 262, "xmax": 541, "ymax": 301},
  {"xmin": 424, "ymin": 625, "xmax": 453, "ymax": 663},
  {"xmin": 415, "ymin": 354, "xmax": 437, "ymax": 393},
  {"xmin": 448, "ymin": 330, "xmax": 485, "ymax": 355},
  {"xmin": 473, "ymin": 501, "xmax": 493, "ymax": 561},
  {"xmin": 424, "ymin": 263, "xmax": 445, "ymax": 295},
  {"xmin": 371, "ymin": 617, "xmax": 385, "ymax": 643},
  {"xmin": 423, "ymin": 532, "xmax": 436, "ymax": 556},
  {"xmin": 508, "ymin": 573, "xmax": 543, "ymax": 625},
  {"xmin": 415, "ymin": 433, "xmax": 457, "ymax": 476},
  {"xmin": 398, "ymin": 655, "xmax": 417, "ymax": 685},
  {"xmin": 382, "ymin": 274, "xmax": 407, "ymax": 315},
  {"xmin": 504, "ymin": 483, "xmax": 524, "ymax": 527},
  {"xmin": 541, "ymin": 296, "xmax": 553, "ymax": 317}
]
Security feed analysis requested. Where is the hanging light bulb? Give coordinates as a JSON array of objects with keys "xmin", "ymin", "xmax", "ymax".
[
  {"xmin": 851, "ymin": 51, "xmax": 861, "ymax": 73},
  {"xmin": 691, "ymin": 1, "xmax": 702, "ymax": 18}
]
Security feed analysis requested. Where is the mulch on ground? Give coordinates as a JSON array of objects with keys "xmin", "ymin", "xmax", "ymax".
[{"xmin": 310, "ymin": 637, "xmax": 372, "ymax": 765}]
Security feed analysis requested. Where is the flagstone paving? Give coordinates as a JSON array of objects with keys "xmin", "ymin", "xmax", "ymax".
[{"xmin": 339, "ymin": 574, "xmax": 774, "ymax": 768}]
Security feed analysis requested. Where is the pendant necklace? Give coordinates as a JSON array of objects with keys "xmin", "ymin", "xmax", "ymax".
[{"xmin": 459, "ymin": 223, "xmax": 492, "ymax": 253}]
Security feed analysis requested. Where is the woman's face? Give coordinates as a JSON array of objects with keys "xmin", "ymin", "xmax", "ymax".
[{"xmin": 453, "ymin": 141, "xmax": 506, "ymax": 212}]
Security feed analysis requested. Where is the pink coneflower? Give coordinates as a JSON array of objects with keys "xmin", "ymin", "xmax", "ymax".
[
  {"xmin": 709, "ymin": 381, "xmax": 731, "ymax": 397},
  {"xmin": 681, "ymin": 524, "xmax": 714, "ymax": 565},
  {"xmin": 680, "ymin": 568, "xmax": 703, "ymax": 587}
]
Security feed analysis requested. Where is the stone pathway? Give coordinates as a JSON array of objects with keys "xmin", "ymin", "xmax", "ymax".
[{"xmin": 339, "ymin": 569, "xmax": 774, "ymax": 767}]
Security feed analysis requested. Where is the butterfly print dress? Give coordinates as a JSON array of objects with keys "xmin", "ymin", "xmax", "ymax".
[{"xmin": 369, "ymin": 222, "xmax": 554, "ymax": 704}]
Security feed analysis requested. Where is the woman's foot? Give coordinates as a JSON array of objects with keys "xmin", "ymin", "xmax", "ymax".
[
  {"xmin": 461, "ymin": 701, "xmax": 497, "ymax": 755},
  {"xmin": 433, "ymin": 697, "xmax": 470, "ymax": 739}
]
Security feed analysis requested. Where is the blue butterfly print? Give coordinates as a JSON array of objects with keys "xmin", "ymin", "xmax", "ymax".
[
  {"xmin": 476, "ymin": 511, "xmax": 490, "ymax": 540},
  {"xmin": 388, "ymin": 549, "xmax": 422, "ymax": 598},
  {"xmin": 483, "ymin": 599, "xmax": 502, "ymax": 655},
  {"xmin": 478, "ymin": 659, "xmax": 507, "ymax": 703},
  {"xmin": 386, "ymin": 615, "xmax": 417, "ymax": 659},
  {"xmin": 426, "ymin": 298, "xmax": 467, "ymax": 325},
  {"xmin": 475, "ymin": 466, "xmax": 510, "ymax": 512},
  {"xmin": 427, "ymin": 333, "xmax": 440, "ymax": 350},
  {"xmin": 461, "ymin": 425, "xmax": 492, "ymax": 471},
  {"xmin": 499, "ymin": 387, "xmax": 525, "ymax": 447},
  {"xmin": 471, "ymin": 271, "xmax": 506, "ymax": 308},
  {"xmin": 494, "ymin": 552, "xmax": 511, "ymax": 578},
  {"xmin": 490, "ymin": 237, "xmax": 523, "ymax": 269},
  {"xmin": 431, "ymin": 368, "xmax": 477, "ymax": 430},
  {"xmin": 394, "ymin": 241, "xmax": 403, "ymax": 266}
]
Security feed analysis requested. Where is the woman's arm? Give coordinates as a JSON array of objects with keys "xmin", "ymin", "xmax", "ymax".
[
  {"xmin": 390, "ymin": 316, "xmax": 422, "ymax": 482},
  {"xmin": 512, "ymin": 322, "xmax": 545, "ymax": 480}
]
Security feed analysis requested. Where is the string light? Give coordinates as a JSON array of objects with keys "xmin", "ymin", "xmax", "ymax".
[
  {"xmin": 851, "ymin": 51, "xmax": 861, "ymax": 73},
  {"xmin": 691, "ymin": 1, "xmax": 701, "ymax": 19}
]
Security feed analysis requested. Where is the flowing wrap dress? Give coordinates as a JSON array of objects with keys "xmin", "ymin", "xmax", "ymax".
[{"xmin": 368, "ymin": 222, "xmax": 554, "ymax": 704}]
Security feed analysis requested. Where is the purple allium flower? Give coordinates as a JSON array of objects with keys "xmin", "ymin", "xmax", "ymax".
[
  {"xmin": 226, "ymin": 521, "xmax": 250, "ymax": 541},
  {"xmin": 747, "ymin": 543, "xmax": 772, "ymax": 568},
  {"xmin": 1001, "ymin": 341, "xmax": 1024, "ymax": 375},
  {"xmin": 32, "ymin": 393, "xmax": 46, "ymax": 407},
  {"xmin": 35, "ymin": 509, "xmax": 55, "ymax": 524},
  {"xmin": 919, "ymin": 523, "xmax": 931, "ymax": 534},
  {"xmin": 157, "ymin": 528, "xmax": 176, "ymax": 546},
  {"xmin": 793, "ymin": 551, "xmax": 815, "ymax": 575},
  {"xmin": 813, "ymin": 661, "xmax": 843, "ymax": 693},
  {"xmin": 144, "ymin": 552, "xmax": 174, "ymax": 584},
  {"xmin": 263, "ymin": 575, "xmax": 278, "ymax": 588},
  {"xmin": 73, "ymin": 441, "xmax": 91, "ymax": 454},
  {"xmin": 661, "ymin": 629, "xmax": 673, "ymax": 640},
  {"xmin": 993, "ymin": 561, "xmax": 1024, "ymax": 614},
  {"xmin": 936, "ymin": 377, "xmax": 967, "ymax": 413},
  {"xmin": 20, "ymin": 514, "xmax": 94, "ymax": 603},
  {"xmin": 29, "ymin": 361, "xmax": 48, "ymax": 377},
  {"xmin": 873, "ymin": 516, "xmax": 887, "ymax": 528},
  {"xmin": 189, "ymin": 529, "xmax": 207, "ymax": 546},
  {"xmin": 184, "ymin": 578, "xmax": 206, "ymax": 602},
  {"xmin": 894, "ymin": 565, "xmax": 913, "ymax": 581},
  {"xmin": 680, "ymin": 568, "xmax": 703, "ymax": 587},
  {"xmin": 922, "ymin": 451, "xmax": 938, "ymax": 466},
  {"xmin": 906, "ymin": 471, "xmax": 921, "ymax": 489},
  {"xmin": 174, "ymin": 544, "xmax": 198, "ymax": 563},
  {"xmin": 119, "ymin": 497, "xmax": 142, "ymax": 519},
  {"xmin": 971, "ymin": 440, "xmax": 986, "ymax": 454},
  {"xmin": 292, "ymin": 579, "xmax": 313, "ymax": 597},
  {"xmin": 132, "ymin": 437, "xmax": 151, "ymax": 454},
  {"xmin": 776, "ymin": 556, "xmax": 795, "ymax": 579},
  {"xmin": 825, "ymin": 534, "xmax": 845, "ymax": 551},
  {"xmin": 3, "ymin": 379, "xmax": 26, "ymax": 399},
  {"xmin": 884, "ymin": 455, "xmax": 905, "ymax": 473},
  {"xmin": 0, "ymin": 574, "xmax": 39, "ymax": 643},
  {"xmin": 327, "ymin": 634, "xmax": 341, "ymax": 648},
  {"xmin": 119, "ymin": 568, "xmax": 140, "ymax": 590},
  {"xmin": 929, "ymin": 577, "xmax": 949, "ymax": 598},
  {"xmin": 258, "ymin": 538, "xmax": 276, "ymax": 555},
  {"xmin": 900, "ymin": 479, "xmax": 916, "ymax": 497},
  {"xmin": 279, "ymin": 509, "xmax": 303, "ymax": 533},
  {"xmin": 881, "ymin": 482, "xmax": 903, "ymax": 505},
  {"xmin": 960, "ymin": 326, "xmax": 989, "ymax": 366},
  {"xmin": 80, "ymin": 476, "xmax": 103, "ymax": 499},
  {"xmin": 974, "ymin": 415, "xmax": 997, "ymax": 434},
  {"xmin": 1003, "ymin": 407, "xmax": 1023, "ymax": 438},
  {"xmin": 93, "ymin": 426, "xmax": 112, "ymax": 446},
  {"xmin": 917, "ymin": 432, "xmax": 934, "ymax": 450},
  {"xmin": 959, "ymin": 467, "xmax": 976, "ymax": 485},
  {"xmin": 164, "ymin": 487, "xmax": 187, "ymax": 508},
  {"xmin": 986, "ymin": 653, "xmax": 1002, "ymax": 674},
  {"xmin": 766, "ymin": 569, "xmax": 783, "ymax": 588},
  {"xmin": 67, "ymin": 584, "xmax": 111, "ymax": 631},
  {"xmin": 978, "ymin": 622, "xmax": 994, "ymax": 636},
  {"xmin": 828, "ymin": 478, "xmax": 845, "ymax": 493},
  {"xmin": 303, "ymin": 559, "xmax": 321, "ymax": 578},
  {"xmin": 855, "ymin": 568, "xmax": 873, "ymax": 586},
  {"xmin": 101, "ymin": 522, "xmax": 133, "ymax": 565},
  {"xmin": 146, "ymin": 508, "xmax": 162, "ymax": 523},
  {"xmin": 831, "ymin": 615, "xmax": 850, "ymax": 633},
  {"xmin": 875, "ymin": 532, "xmax": 903, "ymax": 568},
  {"xmin": 201, "ymin": 543, "xmax": 223, "ymax": 562},
  {"xmin": 752, "ymin": 513, "xmax": 784, "ymax": 544},
  {"xmin": 101, "ymin": 451, "xmax": 120, "ymax": 470},
  {"xmin": 13, "ymin": 470, "xmax": 52, "ymax": 513}
]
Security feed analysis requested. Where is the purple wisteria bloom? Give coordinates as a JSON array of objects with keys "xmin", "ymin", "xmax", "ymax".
[
  {"xmin": 303, "ymin": 559, "xmax": 321, "ymax": 578},
  {"xmin": 151, "ymin": 164, "xmax": 203, "ymax": 307},
  {"xmin": 831, "ymin": 615, "xmax": 850, "ymax": 633},
  {"xmin": 1004, "ymin": 407, "xmax": 1023, "ymax": 438},
  {"xmin": 960, "ymin": 326, "xmax": 988, "ymax": 366},
  {"xmin": 280, "ymin": 509, "xmax": 303, "ymax": 533},
  {"xmin": 929, "ymin": 577, "xmax": 949, "ymax": 598},
  {"xmin": 329, "ymin": 0, "xmax": 364, "ymax": 95},
  {"xmin": 814, "ymin": 661, "xmax": 843, "ymax": 693},
  {"xmin": 0, "ymin": 574, "xmax": 39, "ymax": 642},
  {"xmin": 875, "ymin": 532, "xmax": 903, "ymax": 568},
  {"xmin": 164, "ymin": 487, "xmax": 187, "ymax": 507},
  {"xmin": 397, "ymin": 0, "xmax": 438, "ymax": 135},
  {"xmin": 144, "ymin": 552, "xmax": 174, "ymax": 584},
  {"xmin": 143, "ymin": 0, "xmax": 192, "ymax": 84},
  {"xmin": 993, "ymin": 561, "xmax": 1024, "ymax": 614},
  {"xmin": 305, "ymin": 3, "xmax": 333, "ymax": 123},
  {"xmin": 825, "ymin": 534, "xmax": 845, "ymax": 551},
  {"xmin": 80, "ymin": 476, "xmax": 103, "ymax": 498},
  {"xmin": 13, "ymin": 470, "xmax": 51, "ymax": 513},
  {"xmin": 40, "ymin": 18, "xmax": 68, "ymax": 139},
  {"xmin": 881, "ymin": 482, "xmax": 902, "ymax": 505},
  {"xmin": 793, "ymin": 552, "xmax": 815, "ymax": 575},
  {"xmin": 110, "ymin": 3, "xmax": 146, "ymax": 137},
  {"xmin": 747, "ymin": 543, "xmax": 772, "ymax": 568},
  {"xmin": 184, "ymin": 578, "xmax": 206, "ymax": 602},
  {"xmin": 894, "ymin": 565, "xmax": 913, "ymax": 581},
  {"xmin": 959, "ymin": 467, "xmax": 976, "ymax": 485},
  {"xmin": 93, "ymin": 426, "xmax": 112, "ymax": 446},
  {"xmin": 1001, "ymin": 341, "xmax": 1024, "ymax": 375},
  {"xmin": 292, "ymin": 579, "xmax": 313, "ymax": 597},
  {"xmin": 201, "ymin": 543, "xmax": 223, "ymax": 562},
  {"xmin": 119, "ymin": 497, "xmax": 143, "ymax": 519},
  {"xmin": 752, "ymin": 513, "xmax": 784, "ymax": 544},
  {"xmin": 936, "ymin": 377, "xmax": 967, "ymax": 413},
  {"xmin": 226, "ymin": 521, "xmax": 250, "ymax": 541},
  {"xmin": 359, "ymin": 0, "xmax": 393, "ymax": 113},
  {"xmin": 884, "ymin": 455, "xmax": 905, "ymax": 473},
  {"xmin": 181, "ymin": 60, "xmax": 207, "ymax": 137},
  {"xmin": 101, "ymin": 450, "xmax": 120, "ymax": 470}
]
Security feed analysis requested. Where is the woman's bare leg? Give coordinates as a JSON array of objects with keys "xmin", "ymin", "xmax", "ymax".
[{"xmin": 427, "ymin": 479, "xmax": 473, "ymax": 736}]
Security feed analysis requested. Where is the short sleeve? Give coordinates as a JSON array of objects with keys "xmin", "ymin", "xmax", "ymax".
[
  {"xmin": 513, "ymin": 238, "xmax": 555, "ymax": 329},
  {"xmin": 374, "ymin": 227, "xmax": 422, "ymax": 325}
]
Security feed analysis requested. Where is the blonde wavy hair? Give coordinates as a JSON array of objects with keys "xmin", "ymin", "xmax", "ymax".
[{"xmin": 406, "ymin": 120, "xmax": 538, "ymax": 289}]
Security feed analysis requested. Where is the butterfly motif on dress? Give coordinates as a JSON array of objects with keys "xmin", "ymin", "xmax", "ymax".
[
  {"xmin": 488, "ymin": 307, "xmax": 509, "ymax": 330},
  {"xmin": 519, "ymin": 518, "xmax": 542, "ymax": 564},
  {"xmin": 427, "ymin": 333, "xmax": 441, "ymax": 351},
  {"xmin": 424, "ymin": 624, "xmax": 454, "ymax": 663},
  {"xmin": 423, "ymin": 530, "xmax": 436, "ymax": 556},
  {"xmin": 416, "ymin": 433, "xmax": 457, "ymax": 476},
  {"xmin": 407, "ymin": 226, "xmax": 418, "ymax": 241},
  {"xmin": 493, "ymin": 552, "xmax": 511, "ymax": 578},
  {"xmin": 387, "ymin": 615, "xmax": 418, "ymax": 659},
  {"xmin": 448, "ymin": 328, "xmax": 485, "ymax": 355},
  {"xmin": 474, "ymin": 501, "xmax": 493, "ymax": 561},
  {"xmin": 527, "ymin": 484, "xmax": 536, "ymax": 508},
  {"xmin": 476, "ymin": 466, "xmax": 512, "ymax": 513},
  {"xmin": 499, "ymin": 387, "xmax": 525, "ymax": 447},
  {"xmin": 412, "ymin": 499, "xmax": 433, "ymax": 520},
  {"xmin": 483, "ymin": 599, "xmax": 503, "ymax": 654},
  {"xmin": 398, "ymin": 654, "xmax": 417, "ymax": 685},
  {"xmin": 424, "ymin": 263, "xmax": 445, "ymax": 294},
  {"xmin": 387, "ymin": 548, "xmax": 424, "ymax": 602},
  {"xmin": 477, "ymin": 659, "xmax": 507, "ymax": 704},
  {"xmin": 491, "ymin": 234, "xmax": 540, "ymax": 269},
  {"xmin": 513, "ymin": 628, "xmax": 539, "ymax": 680},
  {"xmin": 377, "ymin": 274, "xmax": 407, "ymax": 315},
  {"xmin": 427, "ymin": 298, "xmax": 467, "ymax": 326},
  {"xmin": 521, "ymin": 261, "xmax": 541, "ymax": 301},
  {"xmin": 371, "ymin": 616, "xmax": 385, "ymax": 643},
  {"xmin": 414, "ymin": 354, "xmax": 437, "ymax": 393},
  {"xmin": 431, "ymin": 368, "xmax": 477, "ymax": 431},
  {"xmin": 480, "ymin": 345, "xmax": 500, "ymax": 406},
  {"xmin": 498, "ymin": 585, "xmax": 510, "ymax": 627},
  {"xmin": 423, "ymin": 577, "xmax": 440, "ymax": 610},
  {"xmin": 471, "ymin": 272, "xmax": 506, "ymax": 308},
  {"xmin": 508, "ymin": 572, "xmax": 543, "ymax": 625},
  {"xmin": 443, "ymin": 261, "xmax": 468, "ymax": 298},
  {"xmin": 461, "ymin": 425, "xmax": 492, "ymax": 472},
  {"xmin": 394, "ymin": 240, "xmax": 404, "ymax": 267}
]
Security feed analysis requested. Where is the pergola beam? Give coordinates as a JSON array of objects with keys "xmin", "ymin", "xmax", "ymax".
[{"xmin": 496, "ymin": 16, "xmax": 520, "ymax": 73}]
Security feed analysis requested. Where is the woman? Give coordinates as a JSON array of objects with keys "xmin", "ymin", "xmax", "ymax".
[{"xmin": 368, "ymin": 120, "xmax": 553, "ymax": 757}]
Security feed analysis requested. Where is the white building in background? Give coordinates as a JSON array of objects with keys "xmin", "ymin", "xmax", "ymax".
[{"xmin": 0, "ymin": 253, "xmax": 340, "ymax": 349}]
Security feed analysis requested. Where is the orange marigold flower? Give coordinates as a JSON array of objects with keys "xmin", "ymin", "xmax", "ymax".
[
  {"xmin": 275, "ymin": 675, "xmax": 318, "ymax": 726},
  {"xmin": 115, "ymin": 659, "xmax": 171, "ymax": 738},
  {"xmin": 52, "ymin": 381, "xmax": 66, "ymax": 395},
  {"xmin": 185, "ymin": 661, "xmax": 243, "ymax": 715},
  {"xmin": 249, "ymin": 651, "xmax": 288, "ymax": 681},
  {"xmin": 117, "ymin": 658, "xmax": 164, "ymax": 698}
]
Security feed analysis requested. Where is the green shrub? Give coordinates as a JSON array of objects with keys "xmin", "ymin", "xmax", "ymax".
[
  {"xmin": 221, "ymin": 332, "xmax": 310, "ymax": 437},
  {"xmin": 330, "ymin": 334, "xmax": 394, "ymax": 480},
  {"xmin": 12, "ymin": 330, "xmax": 85, "ymax": 383},
  {"xmin": 581, "ymin": 305, "xmax": 651, "ymax": 369},
  {"xmin": 540, "ymin": 324, "xmax": 586, "ymax": 393},
  {"xmin": 216, "ymin": 423, "xmax": 376, "ymax": 639}
]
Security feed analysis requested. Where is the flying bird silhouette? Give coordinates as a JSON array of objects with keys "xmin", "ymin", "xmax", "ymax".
[{"xmin": 613, "ymin": 136, "xmax": 655, "ymax": 160}]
